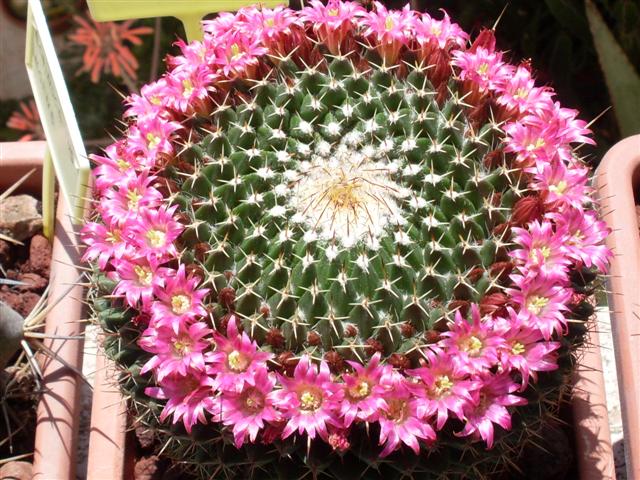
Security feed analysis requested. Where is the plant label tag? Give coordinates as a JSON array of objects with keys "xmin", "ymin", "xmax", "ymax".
[
  {"xmin": 25, "ymin": 0, "xmax": 89, "ymax": 225},
  {"xmin": 86, "ymin": 0, "xmax": 283, "ymax": 41}
]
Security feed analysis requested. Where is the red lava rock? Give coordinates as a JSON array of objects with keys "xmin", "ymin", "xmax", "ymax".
[
  {"xmin": 27, "ymin": 234, "xmax": 51, "ymax": 276},
  {"xmin": 0, "ymin": 290, "xmax": 41, "ymax": 318},
  {"xmin": 16, "ymin": 272, "xmax": 48, "ymax": 292},
  {"xmin": 0, "ymin": 461, "xmax": 33, "ymax": 480},
  {"xmin": 134, "ymin": 455, "xmax": 162, "ymax": 480}
]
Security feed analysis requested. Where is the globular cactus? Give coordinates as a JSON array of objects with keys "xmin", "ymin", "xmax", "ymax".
[{"xmin": 83, "ymin": 2, "xmax": 611, "ymax": 479}]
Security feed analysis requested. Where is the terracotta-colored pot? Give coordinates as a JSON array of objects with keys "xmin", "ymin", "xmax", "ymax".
[
  {"xmin": 0, "ymin": 141, "xmax": 87, "ymax": 479},
  {"xmin": 596, "ymin": 134, "xmax": 640, "ymax": 480}
]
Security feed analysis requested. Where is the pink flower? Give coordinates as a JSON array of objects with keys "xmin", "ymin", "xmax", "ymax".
[
  {"xmin": 91, "ymin": 142, "xmax": 142, "ymax": 192},
  {"xmin": 145, "ymin": 370, "xmax": 216, "ymax": 432},
  {"xmin": 377, "ymin": 374, "xmax": 436, "ymax": 457},
  {"xmin": 125, "ymin": 117, "xmax": 182, "ymax": 165},
  {"xmin": 274, "ymin": 355, "xmax": 341, "ymax": 441},
  {"xmin": 438, "ymin": 305, "xmax": 506, "ymax": 373},
  {"xmin": 358, "ymin": 2, "xmax": 415, "ymax": 65},
  {"xmin": 165, "ymin": 64, "xmax": 216, "ymax": 113},
  {"xmin": 494, "ymin": 65, "xmax": 554, "ymax": 116},
  {"xmin": 111, "ymin": 255, "xmax": 164, "ymax": 308},
  {"xmin": 457, "ymin": 373, "xmax": 526, "ymax": 448},
  {"xmin": 339, "ymin": 353, "xmax": 389, "ymax": 426},
  {"xmin": 140, "ymin": 321, "xmax": 211, "ymax": 380},
  {"xmin": 101, "ymin": 170, "xmax": 163, "ymax": 221},
  {"xmin": 208, "ymin": 316, "xmax": 271, "ymax": 392},
  {"xmin": 81, "ymin": 216, "xmax": 132, "ymax": 269},
  {"xmin": 241, "ymin": 6, "xmax": 300, "ymax": 55},
  {"xmin": 494, "ymin": 309, "xmax": 560, "ymax": 389},
  {"xmin": 151, "ymin": 264, "xmax": 208, "ymax": 332},
  {"xmin": 452, "ymin": 47, "xmax": 512, "ymax": 92},
  {"xmin": 503, "ymin": 121, "xmax": 569, "ymax": 167},
  {"xmin": 130, "ymin": 205, "xmax": 183, "ymax": 259},
  {"xmin": 407, "ymin": 349, "xmax": 480, "ymax": 430},
  {"xmin": 413, "ymin": 11, "xmax": 467, "ymax": 52},
  {"xmin": 301, "ymin": 0, "xmax": 364, "ymax": 55},
  {"xmin": 212, "ymin": 31, "xmax": 268, "ymax": 79},
  {"xmin": 124, "ymin": 78, "xmax": 172, "ymax": 119},
  {"xmin": 534, "ymin": 103, "xmax": 594, "ymax": 146},
  {"xmin": 217, "ymin": 367, "xmax": 281, "ymax": 447},
  {"xmin": 531, "ymin": 160, "xmax": 591, "ymax": 211},
  {"xmin": 511, "ymin": 220, "xmax": 571, "ymax": 280},
  {"xmin": 507, "ymin": 274, "xmax": 571, "ymax": 340},
  {"xmin": 550, "ymin": 209, "xmax": 611, "ymax": 272}
]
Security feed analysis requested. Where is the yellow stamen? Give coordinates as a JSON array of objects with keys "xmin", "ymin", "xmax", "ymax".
[
  {"xmin": 173, "ymin": 335, "xmax": 192, "ymax": 355},
  {"xmin": 227, "ymin": 350, "xmax": 250, "ymax": 372},
  {"xmin": 432, "ymin": 375, "xmax": 453, "ymax": 398},
  {"xmin": 299, "ymin": 389, "xmax": 322, "ymax": 411},
  {"xmin": 146, "ymin": 229, "xmax": 166, "ymax": 248},
  {"xmin": 116, "ymin": 158, "xmax": 130, "ymax": 171},
  {"xmin": 549, "ymin": 180, "xmax": 568, "ymax": 195},
  {"xmin": 385, "ymin": 16, "xmax": 394, "ymax": 31},
  {"xmin": 527, "ymin": 296, "xmax": 549, "ymax": 315},
  {"xmin": 461, "ymin": 335, "xmax": 483, "ymax": 355},
  {"xmin": 171, "ymin": 294, "xmax": 191, "ymax": 315},
  {"xmin": 182, "ymin": 78, "xmax": 194, "ymax": 98},
  {"xmin": 477, "ymin": 63, "xmax": 489, "ymax": 76},
  {"xmin": 134, "ymin": 265, "xmax": 153, "ymax": 286},
  {"xmin": 328, "ymin": 8, "xmax": 339, "ymax": 16},
  {"xmin": 126, "ymin": 189, "xmax": 142, "ymax": 210},
  {"xmin": 230, "ymin": 43, "xmax": 242, "ymax": 60},
  {"xmin": 146, "ymin": 133, "xmax": 161, "ymax": 149},
  {"xmin": 511, "ymin": 341, "xmax": 526, "ymax": 355},
  {"xmin": 106, "ymin": 229, "xmax": 121, "ymax": 244},
  {"xmin": 348, "ymin": 380, "xmax": 371, "ymax": 399},
  {"xmin": 150, "ymin": 96, "xmax": 162, "ymax": 105}
]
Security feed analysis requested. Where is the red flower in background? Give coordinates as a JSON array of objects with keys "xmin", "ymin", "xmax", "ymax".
[
  {"xmin": 6, "ymin": 100, "xmax": 43, "ymax": 141},
  {"xmin": 68, "ymin": 16, "xmax": 152, "ymax": 84}
]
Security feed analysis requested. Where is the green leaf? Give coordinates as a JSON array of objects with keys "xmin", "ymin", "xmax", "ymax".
[{"xmin": 585, "ymin": 0, "xmax": 640, "ymax": 137}]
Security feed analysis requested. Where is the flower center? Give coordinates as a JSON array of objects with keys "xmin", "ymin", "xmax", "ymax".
[
  {"xmin": 328, "ymin": 8, "xmax": 339, "ymax": 16},
  {"xmin": 106, "ymin": 229, "xmax": 121, "ymax": 244},
  {"xmin": 172, "ymin": 334, "xmax": 192, "ymax": 356},
  {"xmin": 126, "ymin": 189, "xmax": 142, "ymax": 210},
  {"xmin": 385, "ymin": 16, "xmax": 394, "ymax": 31},
  {"xmin": 477, "ymin": 63, "xmax": 489, "ymax": 76},
  {"xmin": 514, "ymin": 87, "xmax": 528, "ymax": 99},
  {"xmin": 527, "ymin": 137, "xmax": 545, "ymax": 151},
  {"xmin": 549, "ymin": 180, "xmax": 568, "ymax": 195},
  {"xmin": 348, "ymin": 380, "xmax": 371, "ymax": 400},
  {"xmin": 146, "ymin": 229, "xmax": 166, "ymax": 248},
  {"xmin": 146, "ymin": 132, "xmax": 161, "ymax": 149},
  {"xmin": 171, "ymin": 294, "xmax": 191, "ymax": 315},
  {"xmin": 227, "ymin": 350, "xmax": 250, "ymax": 372},
  {"xmin": 527, "ymin": 295, "xmax": 549, "ymax": 315},
  {"xmin": 230, "ymin": 43, "xmax": 242, "ymax": 60},
  {"xmin": 460, "ymin": 335, "xmax": 483, "ymax": 355},
  {"xmin": 182, "ymin": 79, "xmax": 194, "ymax": 98},
  {"xmin": 511, "ymin": 341, "xmax": 526, "ymax": 355},
  {"xmin": 384, "ymin": 398, "xmax": 408, "ymax": 424},
  {"xmin": 134, "ymin": 265, "xmax": 153, "ymax": 286},
  {"xmin": 242, "ymin": 387, "xmax": 265, "ymax": 413},
  {"xmin": 298, "ymin": 388, "xmax": 322, "ymax": 411},
  {"xmin": 150, "ymin": 95, "xmax": 162, "ymax": 106},
  {"xmin": 116, "ymin": 158, "xmax": 130, "ymax": 171},
  {"xmin": 431, "ymin": 375, "xmax": 453, "ymax": 398}
]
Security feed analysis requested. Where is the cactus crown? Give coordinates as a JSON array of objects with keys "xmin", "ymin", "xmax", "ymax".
[{"xmin": 84, "ymin": 2, "xmax": 610, "ymax": 478}]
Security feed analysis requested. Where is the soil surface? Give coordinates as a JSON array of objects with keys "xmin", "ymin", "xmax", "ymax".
[{"xmin": 0, "ymin": 227, "xmax": 51, "ymax": 467}]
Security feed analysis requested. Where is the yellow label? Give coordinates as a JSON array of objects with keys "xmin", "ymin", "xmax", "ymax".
[
  {"xmin": 25, "ymin": 0, "xmax": 89, "ymax": 225},
  {"xmin": 86, "ymin": 0, "xmax": 284, "ymax": 41}
]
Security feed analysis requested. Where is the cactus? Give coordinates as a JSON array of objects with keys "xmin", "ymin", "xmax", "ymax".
[{"xmin": 83, "ymin": 2, "xmax": 611, "ymax": 479}]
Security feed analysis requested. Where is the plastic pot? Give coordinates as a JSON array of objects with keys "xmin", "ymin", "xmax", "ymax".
[
  {"xmin": 596, "ymin": 134, "xmax": 640, "ymax": 480},
  {"xmin": 0, "ymin": 141, "xmax": 87, "ymax": 479}
]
